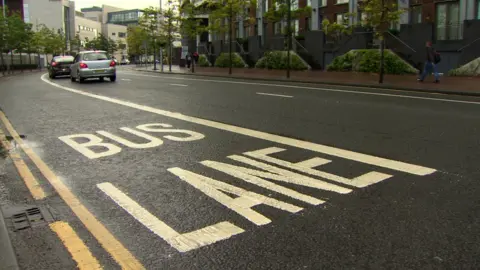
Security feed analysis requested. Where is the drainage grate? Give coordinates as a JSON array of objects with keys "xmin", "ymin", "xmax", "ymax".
[
  {"xmin": 2, "ymin": 205, "xmax": 54, "ymax": 232},
  {"xmin": 11, "ymin": 207, "xmax": 45, "ymax": 231}
]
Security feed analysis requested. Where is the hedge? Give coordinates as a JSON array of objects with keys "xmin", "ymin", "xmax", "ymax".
[
  {"xmin": 214, "ymin": 52, "xmax": 246, "ymax": 68},
  {"xmin": 255, "ymin": 51, "xmax": 308, "ymax": 70},
  {"xmin": 448, "ymin": 57, "xmax": 480, "ymax": 76},
  {"xmin": 198, "ymin": 54, "xmax": 211, "ymax": 67},
  {"xmin": 0, "ymin": 64, "xmax": 38, "ymax": 71},
  {"xmin": 327, "ymin": 49, "xmax": 417, "ymax": 75}
]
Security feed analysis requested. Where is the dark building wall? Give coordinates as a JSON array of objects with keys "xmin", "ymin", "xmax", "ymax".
[{"xmin": 1, "ymin": 0, "xmax": 23, "ymax": 16}]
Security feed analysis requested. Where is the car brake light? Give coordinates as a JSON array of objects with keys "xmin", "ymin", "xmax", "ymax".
[
  {"xmin": 51, "ymin": 62, "xmax": 57, "ymax": 67},
  {"xmin": 79, "ymin": 62, "xmax": 88, "ymax": 69},
  {"xmin": 110, "ymin": 61, "xmax": 116, "ymax": 67}
]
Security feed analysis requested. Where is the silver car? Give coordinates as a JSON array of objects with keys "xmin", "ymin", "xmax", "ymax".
[{"xmin": 70, "ymin": 51, "xmax": 116, "ymax": 83}]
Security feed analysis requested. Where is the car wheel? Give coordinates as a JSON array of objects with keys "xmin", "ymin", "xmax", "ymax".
[
  {"xmin": 99, "ymin": 77, "xmax": 104, "ymax": 82},
  {"xmin": 110, "ymin": 76, "xmax": 116, "ymax": 82}
]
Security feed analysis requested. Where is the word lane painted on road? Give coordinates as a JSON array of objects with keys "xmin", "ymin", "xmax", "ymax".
[
  {"xmin": 58, "ymin": 122, "xmax": 436, "ymax": 253},
  {"xmin": 59, "ymin": 123, "xmax": 205, "ymax": 159}
]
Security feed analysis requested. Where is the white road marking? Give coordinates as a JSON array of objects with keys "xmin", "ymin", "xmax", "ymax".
[
  {"xmin": 121, "ymin": 79, "xmax": 131, "ymax": 81},
  {"xmin": 42, "ymin": 74, "xmax": 436, "ymax": 176},
  {"xmin": 244, "ymin": 147, "xmax": 392, "ymax": 188},
  {"xmin": 170, "ymin": 83, "xmax": 188, "ymax": 87},
  {"xmin": 97, "ymin": 127, "xmax": 164, "ymax": 149},
  {"xmin": 97, "ymin": 182, "xmax": 244, "ymax": 252},
  {"xmin": 168, "ymin": 167, "xmax": 302, "ymax": 226},
  {"xmin": 119, "ymin": 71, "xmax": 480, "ymax": 105},
  {"xmin": 58, "ymin": 134, "xmax": 122, "ymax": 159},
  {"xmin": 257, "ymin": 92, "xmax": 293, "ymax": 98}
]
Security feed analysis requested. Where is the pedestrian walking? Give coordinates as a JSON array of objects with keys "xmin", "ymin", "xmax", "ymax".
[
  {"xmin": 186, "ymin": 53, "xmax": 192, "ymax": 69},
  {"xmin": 418, "ymin": 41, "xmax": 440, "ymax": 83}
]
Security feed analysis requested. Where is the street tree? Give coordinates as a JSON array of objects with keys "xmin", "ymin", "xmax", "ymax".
[
  {"xmin": 140, "ymin": 7, "xmax": 163, "ymax": 70},
  {"xmin": 179, "ymin": 0, "xmax": 210, "ymax": 72},
  {"xmin": 321, "ymin": 17, "xmax": 354, "ymax": 58},
  {"xmin": 70, "ymin": 32, "xmax": 82, "ymax": 54},
  {"xmin": 159, "ymin": 0, "xmax": 181, "ymax": 72},
  {"xmin": 360, "ymin": 0, "xmax": 404, "ymax": 83},
  {"xmin": 206, "ymin": 0, "xmax": 253, "ymax": 74},
  {"xmin": 5, "ymin": 11, "xmax": 26, "ymax": 73},
  {"xmin": 0, "ymin": 9, "xmax": 8, "ymax": 74},
  {"xmin": 127, "ymin": 25, "xmax": 148, "ymax": 60}
]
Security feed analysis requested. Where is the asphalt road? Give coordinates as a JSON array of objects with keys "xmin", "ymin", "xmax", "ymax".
[{"xmin": 0, "ymin": 67, "xmax": 480, "ymax": 269}]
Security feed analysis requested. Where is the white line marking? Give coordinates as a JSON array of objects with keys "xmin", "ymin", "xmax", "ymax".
[
  {"xmin": 97, "ymin": 182, "xmax": 244, "ymax": 252},
  {"xmin": 41, "ymin": 74, "xmax": 436, "ymax": 176},
  {"xmin": 170, "ymin": 83, "xmax": 188, "ymax": 87},
  {"xmin": 119, "ymin": 71, "xmax": 480, "ymax": 105},
  {"xmin": 121, "ymin": 79, "xmax": 131, "ymax": 81},
  {"xmin": 257, "ymin": 92, "xmax": 293, "ymax": 98}
]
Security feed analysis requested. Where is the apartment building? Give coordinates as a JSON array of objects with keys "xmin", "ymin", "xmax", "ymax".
[{"xmin": 0, "ymin": 0, "xmax": 23, "ymax": 16}]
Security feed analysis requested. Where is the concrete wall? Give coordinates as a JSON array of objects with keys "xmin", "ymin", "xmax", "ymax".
[
  {"xmin": 103, "ymin": 24, "xmax": 128, "ymax": 60},
  {"xmin": 82, "ymin": 11, "xmax": 102, "ymax": 22},
  {"xmin": 101, "ymin": 5, "xmax": 125, "ymax": 24},
  {"xmin": 75, "ymin": 16, "xmax": 102, "ymax": 46},
  {"xmin": 23, "ymin": 0, "xmax": 75, "ymax": 46}
]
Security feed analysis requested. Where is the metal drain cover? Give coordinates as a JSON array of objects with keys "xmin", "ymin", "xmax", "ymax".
[{"xmin": 1, "ymin": 205, "xmax": 54, "ymax": 231}]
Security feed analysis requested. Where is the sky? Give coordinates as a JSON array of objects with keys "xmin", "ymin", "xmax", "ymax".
[{"xmin": 74, "ymin": 0, "xmax": 164, "ymax": 11}]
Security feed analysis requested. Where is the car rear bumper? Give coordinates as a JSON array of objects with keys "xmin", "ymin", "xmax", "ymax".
[
  {"xmin": 78, "ymin": 68, "xmax": 116, "ymax": 78},
  {"xmin": 51, "ymin": 68, "xmax": 71, "ymax": 75}
]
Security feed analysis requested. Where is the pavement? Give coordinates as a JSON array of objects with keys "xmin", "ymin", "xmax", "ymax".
[
  {"xmin": 0, "ymin": 66, "xmax": 479, "ymax": 269},
  {"xmin": 133, "ymin": 65, "xmax": 480, "ymax": 97}
]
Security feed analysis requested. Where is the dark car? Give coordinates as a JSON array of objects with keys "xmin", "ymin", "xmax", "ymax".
[{"xmin": 48, "ymin": 56, "xmax": 75, "ymax": 79}]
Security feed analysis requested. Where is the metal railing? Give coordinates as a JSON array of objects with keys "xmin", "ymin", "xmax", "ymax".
[
  {"xmin": 292, "ymin": 37, "xmax": 308, "ymax": 53},
  {"xmin": 458, "ymin": 36, "xmax": 480, "ymax": 52},
  {"xmin": 385, "ymin": 31, "xmax": 416, "ymax": 53}
]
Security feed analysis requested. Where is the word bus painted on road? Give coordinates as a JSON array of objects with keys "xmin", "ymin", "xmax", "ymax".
[{"xmin": 58, "ymin": 123, "xmax": 205, "ymax": 159}]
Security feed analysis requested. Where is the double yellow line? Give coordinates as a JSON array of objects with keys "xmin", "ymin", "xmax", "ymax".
[{"xmin": 0, "ymin": 111, "xmax": 144, "ymax": 269}]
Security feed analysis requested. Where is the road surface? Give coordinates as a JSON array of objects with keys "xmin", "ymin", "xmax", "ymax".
[{"xmin": 0, "ymin": 67, "xmax": 479, "ymax": 269}]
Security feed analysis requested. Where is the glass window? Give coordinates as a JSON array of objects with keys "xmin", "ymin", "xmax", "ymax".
[
  {"xmin": 112, "ymin": 32, "xmax": 116, "ymax": 36},
  {"xmin": 292, "ymin": 0, "xmax": 298, "ymax": 10},
  {"xmin": 336, "ymin": 13, "xmax": 347, "ymax": 24},
  {"xmin": 118, "ymin": 32, "xmax": 126, "ymax": 38},
  {"xmin": 294, "ymin": 19, "xmax": 299, "ymax": 35},
  {"xmin": 305, "ymin": 17, "xmax": 311, "ymax": 31},
  {"xmin": 235, "ymin": 22, "xmax": 240, "ymax": 38},
  {"xmin": 410, "ymin": 5, "xmax": 422, "ymax": 23},
  {"xmin": 436, "ymin": 2, "xmax": 461, "ymax": 40},
  {"xmin": 336, "ymin": 0, "xmax": 348, "ymax": 4},
  {"xmin": 307, "ymin": 0, "xmax": 312, "ymax": 6},
  {"xmin": 320, "ymin": 0, "xmax": 327, "ymax": 6},
  {"xmin": 244, "ymin": 25, "xmax": 250, "ymax": 37},
  {"xmin": 477, "ymin": 0, "xmax": 480, "ymax": 19},
  {"xmin": 83, "ymin": 52, "xmax": 109, "ymax": 61}
]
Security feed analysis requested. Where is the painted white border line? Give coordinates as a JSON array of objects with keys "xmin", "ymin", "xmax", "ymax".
[
  {"xmin": 257, "ymin": 92, "xmax": 293, "ymax": 98},
  {"xmin": 41, "ymin": 74, "xmax": 436, "ymax": 176},
  {"xmin": 119, "ymin": 71, "xmax": 480, "ymax": 106},
  {"xmin": 170, "ymin": 84, "xmax": 188, "ymax": 87}
]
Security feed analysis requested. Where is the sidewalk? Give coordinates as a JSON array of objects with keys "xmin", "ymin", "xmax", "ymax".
[{"xmin": 135, "ymin": 66, "xmax": 480, "ymax": 97}]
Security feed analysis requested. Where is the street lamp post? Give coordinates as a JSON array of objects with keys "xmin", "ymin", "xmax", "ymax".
[{"xmin": 286, "ymin": 0, "xmax": 291, "ymax": 79}]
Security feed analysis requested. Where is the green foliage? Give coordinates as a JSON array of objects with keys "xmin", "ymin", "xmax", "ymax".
[
  {"xmin": 198, "ymin": 54, "xmax": 211, "ymax": 67},
  {"xmin": 321, "ymin": 18, "xmax": 354, "ymax": 45},
  {"xmin": 448, "ymin": 58, "xmax": 480, "ymax": 76},
  {"xmin": 327, "ymin": 50, "xmax": 417, "ymax": 74},
  {"xmin": 84, "ymin": 34, "xmax": 117, "ymax": 54},
  {"xmin": 255, "ymin": 51, "xmax": 308, "ymax": 70},
  {"xmin": 361, "ymin": 0, "xmax": 405, "ymax": 38},
  {"xmin": 180, "ymin": 0, "xmax": 208, "ymax": 39},
  {"xmin": 127, "ymin": 26, "xmax": 148, "ymax": 56},
  {"xmin": 215, "ymin": 53, "xmax": 245, "ymax": 68},
  {"xmin": 206, "ymin": 0, "xmax": 253, "ymax": 38},
  {"xmin": 264, "ymin": 0, "xmax": 311, "ymax": 28}
]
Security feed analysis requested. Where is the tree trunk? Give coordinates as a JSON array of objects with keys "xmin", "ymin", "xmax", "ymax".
[
  {"xmin": 0, "ymin": 51, "xmax": 5, "ymax": 75},
  {"xmin": 28, "ymin": 52, "xmax": 32, "ymax": 71},
  {"xmin": 379, "ymin": 37, "xmax": 385, "ymax": 84},
  {"xmin": 19, "ymin": 51, "xmax": 23, "ymax": 72},
  {"xmin": 229, "ymin": 3, "xmax": 233, "ymax": 75},
  {"xmin": 10, "ymin": 51, "xmax": 14, "ymax": 74},
  {"xmin": 37, "ymin": 53, "xmax": 41, "ymax": 70},
  {"xmin": 286, "ymin": 0, "xmax": 292, "ymax": 78}
]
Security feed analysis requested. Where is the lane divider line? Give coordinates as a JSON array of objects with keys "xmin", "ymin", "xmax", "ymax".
[
  {"xmin": 0, "ymin": 111, "xmax": 144, "ymax": 270},
  {"xmin": 118, "ymin": 71, "xmax": 480, "ymax": 105},
  {"xmin": 41, "ymin": 74, "xmax": 436, "ymax": 176},
  {"xmin": 49, "ymin": 221, "xmax": 103, "ymax": 270},
  {"xmin": 256, "ymin": 92, "xmax": 293, "ymax": 98},
  {"xmin": 0, "ymin": 126, "xmax": 46, "ymax": 200},
  {"xmin": 170, "ymin": 83, "xmax": 188, "ymax": 87}
]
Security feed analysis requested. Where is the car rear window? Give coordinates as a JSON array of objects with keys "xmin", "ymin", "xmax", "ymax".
[
  {"xmin": 53, "ymin": 56, "xmax": 74, "ymax": 63},
  {"xmin": 83, "ymin": 53, "xmax": 109, "ymax": 61}
]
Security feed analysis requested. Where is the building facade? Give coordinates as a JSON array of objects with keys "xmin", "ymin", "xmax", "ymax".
[
  {"xmin": 0, "ymin": 0, "xmax": 24, "ymax": 16},
  {"xmin": 106, "ymin": 9, "xmax": 144, "ymax": 26}
]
